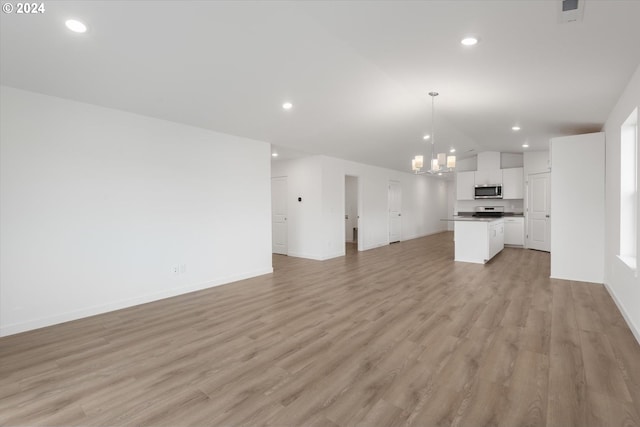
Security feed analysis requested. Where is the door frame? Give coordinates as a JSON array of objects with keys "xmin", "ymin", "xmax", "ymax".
[
  {"xmin": 526, "ymin": 171, "xmax": 551, "ymax": 251},
  {"xmin": 271, "ymin": 176, "xmax": 288, "ymax": 255},
  {"xmin": 342, "ymin": 174, "xmax": 362, "ymax": 254},
  {"xmin": 388, "ymin": 180, "xmax": 402, "ymax": 244},
  {"xmin": 344, "ymin": 174, "xmax": 362, "ymax": 252}
]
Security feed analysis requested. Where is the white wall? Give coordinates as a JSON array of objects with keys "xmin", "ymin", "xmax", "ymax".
[
  {"xmin": 550, "ymin": 132, "xmax": 605, "ymax": 284},
  {"xmin": 604, "ymin": 64, "xmax": 640, "ymax": 342},
  {"xmin": 447, "ymin": 180, "xmax": 456, "ymax": 231},
  {"xmin": 523, "ymin": 151, "xmax": 550, "ymax": 177},
  {"xmin": 501, "ymin": 153, "xmax": 524, "ymax": 169},
  {"xmin": 321, "ymin": 157, "xmax": 349, "ymax": 259},
  {"xmin": 456, "ymin": 156, "xmax": 477, "ymax": 172},
  {"xmin": 0, "ymin": 87, "xmax": 273, "ymax": 336},
  {"xmin": 271, "ymin": 156, "xmax": 324, "ymax": 259},
  {"xmin": 272, "ymin": 155, "xmax": 448, "ymax": 260}
]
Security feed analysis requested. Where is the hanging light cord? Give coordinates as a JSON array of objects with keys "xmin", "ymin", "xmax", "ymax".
[
  {"xmin": 429, "ymin": 91, "xmax": 438, "ymax": 172},
  {"xmin": 431, "ymin": 93, "xmax": 435, "ymax": 167}
]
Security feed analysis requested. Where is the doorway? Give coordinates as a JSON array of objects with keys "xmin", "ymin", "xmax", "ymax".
[
  {"xmin": 388, "ymin": 180, "xmax": 402, "ymax": 243},
  {"xmin": 345, "ymin": 175, "xmax": 359, "ymax": 252},
  {"xmin": 271, "ymin": 176, "xmax": 288, "ymax": 255},
  {"xmin": 527, "ymin": 172, "xmax": 550, "ymax": 252}
]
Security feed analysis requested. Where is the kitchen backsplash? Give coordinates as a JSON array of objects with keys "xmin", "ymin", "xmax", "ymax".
[{"xmin": 455, "ymin": 199, "xmax": 524, "ymax": 214}]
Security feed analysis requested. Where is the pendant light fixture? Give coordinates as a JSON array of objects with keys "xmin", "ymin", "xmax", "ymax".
[{"xmin": 412, "ymin": 91, "xmax": 456, "ymax": 174}]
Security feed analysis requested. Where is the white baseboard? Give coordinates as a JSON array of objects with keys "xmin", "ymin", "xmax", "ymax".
[
  {"xmin": 287, "ymin": 251, "xmax": 325, "ymax": 260},
  {"xmin": 288, "ymin": 251, "xmax": 346, "ymax": 261},
  {"xmin": 360, "ymin": 241, "xmax": 388, "ymax": 251},
  {"xmin": 323, "ymin": 251, "xmax": 346, "ymax": 260},
  {"xmin": 550, "ymin": 275, "xmax": 605, "ymax": 285},
  {"xmin": 603, "ymin": 281, "xmax": 640, "ymax": 345},
  {"xmin": 0, "ymin": 267, "xmax": 273, "ymax": 337}
]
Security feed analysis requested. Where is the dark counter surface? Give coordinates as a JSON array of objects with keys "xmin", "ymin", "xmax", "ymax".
[{"xmin": 456, "ymin": 211, "xmax": 524, "ymax": 217}]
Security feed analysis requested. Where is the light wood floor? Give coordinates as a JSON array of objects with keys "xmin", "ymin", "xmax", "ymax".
[{"xmin": 1, "ymin": 232, "xmax": 639, "ymax": 426}]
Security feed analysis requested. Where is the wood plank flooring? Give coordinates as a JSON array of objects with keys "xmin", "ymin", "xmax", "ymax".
[{"xmin": 1, "ymin": 232, "xmax": 639, "ymax": 426}]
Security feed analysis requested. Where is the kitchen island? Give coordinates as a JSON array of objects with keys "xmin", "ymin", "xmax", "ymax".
[{"xmin": 453, "ymin": 217, "xmax": 504, "ymax": 264}]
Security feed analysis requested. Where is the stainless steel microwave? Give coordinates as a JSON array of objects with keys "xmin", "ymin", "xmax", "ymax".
[{"xmin": 474, "ymin": 185, "xmax": 502, "ymax": 199}]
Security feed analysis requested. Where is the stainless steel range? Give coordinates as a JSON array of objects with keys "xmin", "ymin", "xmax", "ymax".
[{"xmin": 472, "ymin": 206, "xmax": 504, "ymax": 218}]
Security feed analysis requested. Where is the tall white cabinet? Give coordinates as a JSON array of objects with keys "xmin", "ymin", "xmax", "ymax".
[
  {"xmin": 550, "ymin": 132, "xmax": 605, "ymax": 284},
  {"xmin": 502, "ymin": 167, "xmax": 524, "ymax": 199}
]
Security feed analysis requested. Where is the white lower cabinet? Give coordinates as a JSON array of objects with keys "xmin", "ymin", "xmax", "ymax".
[{"xmin": 504, "ymin": 217, "xmax": 525, "ymax": 246}]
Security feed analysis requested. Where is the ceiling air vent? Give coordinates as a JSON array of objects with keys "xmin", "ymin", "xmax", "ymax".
[{"xmin": 559, "ymin": 0, "xmax": 585, "ymax": 23}]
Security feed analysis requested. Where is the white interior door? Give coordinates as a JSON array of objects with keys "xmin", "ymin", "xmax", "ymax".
[
  {"xmin": 388, "ymin": 180, "xmax": 402, "ymax": 243},
  {"xmin": 271, "ymin": 176, "xmax": 288, "ymax": 255},
  {"xmin": 528, "ymin": 172, "xmax": 550, "ymax": 251},
  {"xmin": 345, "ymin": 176, "xmax": 358, "ymax": 243}
]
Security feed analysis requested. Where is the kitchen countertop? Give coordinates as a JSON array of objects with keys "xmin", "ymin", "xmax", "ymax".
[
  {"xmin": 440, "ymin": 216, "xmax": 504, "ymax": 222},
  {"xmin": 456, "ymin": 212, "xmax": 524, "ymax": 217}
]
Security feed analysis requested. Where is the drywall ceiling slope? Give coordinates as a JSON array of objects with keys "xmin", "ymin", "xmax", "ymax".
[{"xmin": 1, "ymin": 1, "xmax": 639, "ymax": 172}]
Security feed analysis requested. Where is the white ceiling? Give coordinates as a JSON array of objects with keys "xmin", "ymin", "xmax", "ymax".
[{"xmin": 2, "ymin": 1, "xmax": 639, "ymax": 172}]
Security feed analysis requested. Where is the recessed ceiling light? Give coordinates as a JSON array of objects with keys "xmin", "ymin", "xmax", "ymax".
[
  {"xmin": 423, "ymin": 134, "xmax": 430, "ymax": 140},
  {"xmin": 65, "ymin": 19, "xmax": 87, "ymax": 33},
  {"xmin": 512, "ymin": 126, "xmax": 521, "ymax": 131},
  {"xmin": 272, "ymin": 153, "xmax": 278, "ymax": 157},
  {"xmin": 282, "ymin": 102, "xmax": 293, "ymax": 110},
  {"xmin": 522, "ymin": 144, "xmax": 529, "ymax": 148},
  {"xmin": 450, "ymin": 148, "xmax": 456, "ymax": 153},
  {"xmin": 438, "ymin": 173, "xmax": 443, "ymax": 176},
  {"xmin": 461, "ymin": 37, "xmax": 478, "ymax": 46}
]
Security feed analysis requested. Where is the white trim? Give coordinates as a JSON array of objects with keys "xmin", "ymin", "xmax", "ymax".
[
  {"xmin": 287, "ymin": 251, "xmax": 346, "ymax": 261},
  {"xmin": 360, "ymin": 241, "xmax": 389, "ymax": 251},
  {"xmin": 617, "ymin": 254, "xmax": 638, "ymax": 276},
  {"xmin": 604, "ymin": 281, "xmax": 640, "ymax": 345},
  {"xmin": 0, "ymin": 268, "xmax": 273, "ymax": 337},
  {"xmin": 549, "ymin": 275, "xmax": 604, "ymax": 285},
  {"xmin": 324, "ymin": 251, "xmax": 346, "ymax": 260}
]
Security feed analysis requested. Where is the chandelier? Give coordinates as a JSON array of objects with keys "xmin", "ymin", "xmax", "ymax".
[{"xmin": 412, "ymin": 91, "xmax": 456, "ymax": 174}]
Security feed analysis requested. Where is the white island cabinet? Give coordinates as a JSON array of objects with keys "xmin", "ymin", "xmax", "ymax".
[{"xmin": 454, "ymin": 218, "xmax": 504, "ymax": 264}]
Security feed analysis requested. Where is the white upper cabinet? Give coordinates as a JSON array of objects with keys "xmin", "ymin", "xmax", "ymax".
[
  {"xmin": 502, "ymin": 167, "xmax": 524, "ymax": 199},
  {"xmin": 475, "ymin": 169, "xmax": 503, "ymax": 186},
  {"xmin": 456, "ymin": 171, "xmax": 475, "ymax": 200},
  {"xmin": 476, "ymin": 152, "xmax": 502, "ymax": 186}
]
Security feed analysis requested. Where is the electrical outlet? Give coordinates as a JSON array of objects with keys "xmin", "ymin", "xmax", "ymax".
[{"xmin": 172, "ymin": 265, "xmax": 179, "ymax": 274}]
